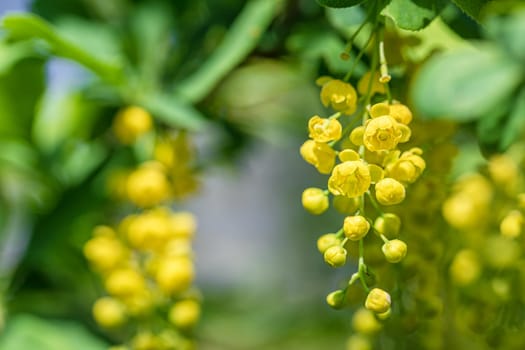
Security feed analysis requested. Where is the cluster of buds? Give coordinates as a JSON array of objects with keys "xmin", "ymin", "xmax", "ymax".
[
  {"xmin": 84, "ymin": 106, "xmax": 200, "ymax": 350},
  {"xmin": 300, "ymin": 71, "xmax": 426, "ymax": 345}
]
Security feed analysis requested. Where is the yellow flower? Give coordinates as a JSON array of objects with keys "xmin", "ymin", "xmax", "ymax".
[
  {"xmin": 126, "ymin": 162, "xmax": 171, "ymax": 207},
  {"xmin": 105, "ymin": 267, "xmax": 146, "ymax": 297},
  {"xmin": 169, "ymin": 299, "xmax": 201, "ymax": 329},
  {"xmin": 343, "ymin": 215, "xmax": 370, "ymax": 240},
  {"xmin": 126, "ymin": 209, "xmax": 172, "ymax": 250},
  {"xmin": 320, "ymin": 79, "xmax": 358, "ymax": 114},
  {"xmin": 302, "ymin": 188, "xmax": 329, "ymax": 215},
  {"xmin": 155, "ymin": 257, "xmax": 194, "ymax": 294},
  {"xmin": 324, "ymin": 245, "xmax": 347, "ymax": 267},
  {"xmin": 317, "ymin": 233, "xmax": 340, "ymax": 253},
  {"xmin": 365, "ymin": 288, "xmax": 391, "ymax": 313},
  {"xmin": 488, "ymin": 154, "xmax": 519, "ymax": 192},
  {"xmin": 381, "ymin": 239, "xmax": 407, "ymax": 263},
  {"xmin": 450, "ymin": 250, "xmax": 480, "ymax": 286},
  {"xmin": 363, "ymin": 116, "xmax": 404, "ymax": 152},
  {"xmin": 352, "ymin": 307, "xmax": 382, "ymax": 334},
  {"xmin": 375, "ymin": 178, "xmax": 406, "ymax": 205},
  {"xmin": 170, "ymin": 211, "xmax": 198, "ymax": 239},
  {"xmin": 300, "ymin": 140, "xmax": 336, "ymax": 174},
  {"xmin": 500, "ymin": 210, "xmax": 523, "ymax": 238},
  {"xmin": 357, "ymin": 71, "xmax": 386, "ymax": 96},
  {"xmin": 328, "ymin": 161, "xmax": 371, "ymax": 198},
  {"xmin": 84, "ymin": 229, "xmax": 128, "ymax": 271},
  {"xmin": 349, "ymin": 126, "xmax": 365, "ymax": 146},
  {"xmin": 308, "ymin": 116, "xmax": 342, "ymax": 143},
  {"xmin": 92, "ymin": 297, "xmax": 127, "ymax": 328},
  {"xmin": 385, "ymin": 148, "xmax": 426, "ymax": 183},
  {"xmin": 389, "ymin": 103, "xmax": 413, "ymax": 124},
  {"xmin": 113, "ymin": 106, "xmax": 153, "ymax": 144}
]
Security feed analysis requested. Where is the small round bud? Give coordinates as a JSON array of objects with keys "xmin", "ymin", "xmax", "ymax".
[
  {"xmin": 346, "ymin": 335, "xmax": 372, "ymax": 350},
  {"xmin": 500, "ymin": 210, "xmax": 523, "ymax": 238},
  {"xmin": 333, "ymin": 195, "xmax": 360, "ymax": 214},
  {"xmin": 169, "ymin": 299, "xmax": 201, "ymax": 329},
  {"xmin": 382, "ymin": 239, "xmax": 407, "ymax": 263},
  {"xmin": 449, "ymin": 249, "xmax": 481, "ymax": 286},
  {"xmin": 365, "ymin": 288, "xmax": 391, "ymax": 314},
  {"xmin": 373, "ymin": 213, "xmax": 401, "ymax": 238},
  {"xmin": 352, "ymin": 307, "xmax": 382, "ymax": 334},
  {"xmin": 302, "ymin": 188, "xmax": 329, "ymax": 215},
  {"xmin": 349, "ymin": 126, "xmax": 365, "ymax": 146},
  {"xmin": 113, "ymin": 106, "xmax": 153, "ymax": 144},
  {"xmin": 92, "ymin": 297, "xmax": 126, "ymax": 328},
  {"xmin": 317, "ymin": 233, "xmax": 340, "ymax": 253},
  {"xmin": 375, "ymin": 178, "xmax": 406, "ymax": 205},
  {"xmin": 105, "ymin": 268, "xmax": 146, "ymax": 297},
  {"xmin": 324, "ymin": 245, "xmax": 347, "ymax": 267},
  {"xmin": 326, "ymin": 290, "xmax": 346, "ymax": 309},
  {"xmin": 343, "ymin": 215, "xmax": 370, "ymax": 241}
]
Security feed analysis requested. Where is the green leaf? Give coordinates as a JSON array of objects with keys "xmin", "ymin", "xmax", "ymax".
[
  {"xmin": 412, "ymin": 45, "xmax": 523, "ymax": 121},
  {"xmin": 501, "ymin": 88, "xmax": 525, "ymax": 150},
  {"xmin": 326, "ymin": 6, "xmax": 367, "ymax": 36},
  {"xmin": 0, "ymin": 314, "xmax": 107, "ymax": 350},
  {"xmin": 317, "ymin": 0, "xmax": 367, "ymax": 8},
  {"xmin": 451, "ymin": 0, "xmax": 491, "ymax": 21},
  {"xmin": 174, "ymin": 0, "xmax": 282, "ymax": 103},
  {"xmin": 0, "ymin": 40, "xmax": 41, "ymax": 75},
  {"xmin": 1, "ymin": 14, "xmax": 123, "ymax": 83},
  {"xmin": 485, "ymin": 10, "xmax": 525, "ymax": 61},
  {"xmin": 382, "ymin": 0, "xmax": 448, "ymax": 31},
  {"xmin": 139, "ymin": 93, "xmax": 208, "ymax": 131}
]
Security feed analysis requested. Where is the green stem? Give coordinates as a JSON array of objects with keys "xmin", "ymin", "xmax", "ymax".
[
  {"xmin": 366, "ymin": 191, "xmax": 384, "ymax": 215},
  {"xmin": 343, "ymin": 29, "xmax": 375, "ymax": 82},
  {"xmin": 358, "ymin": 239, "xmax": 370, "ymax": 292}
]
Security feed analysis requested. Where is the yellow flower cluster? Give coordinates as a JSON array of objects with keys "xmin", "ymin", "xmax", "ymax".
[
  {"xmin": 85, "ymin": 107, "xmax": 201, "ymax": 350},
  {"xmin": 300, "ymin": 73, "xmax": 427, "ymax": 341}
]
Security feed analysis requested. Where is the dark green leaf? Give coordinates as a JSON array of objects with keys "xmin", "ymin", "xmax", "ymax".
[
  {"xmin": 501, "ymin": 88, "xmax": 525, "ymax": 150},
  {"xmin": 382, "ymin": 0, "xmax": 449, "ymax": 31},
  {"xmin": 451, "ymin": 0, "xmax": 491, "ymax": 21},
  {"xmin": 412, "ymin": 45, "xmax": 523, "ymax": 121},
  {"xmin": 317, "ymin": 0, "xmax": 367, "ymax": 8}
]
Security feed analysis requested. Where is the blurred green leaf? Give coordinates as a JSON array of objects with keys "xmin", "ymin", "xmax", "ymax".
[
  {"xmin": 326, "ymin": 6, "xmax": 367, "ymax": 37},
  {"xmin": 174, "ymin": 0, "xmax": 283, "ymax": 103},
  {"xmin": 317, "ymin": 0, "xmax": 367, "ymax": 8},
  {"xmin": 140, "ymin": 93, "xmax": 208, "ymax": 131},
  {"xmin": 0, "ymin": 314, "xmax": 107, "ymax": 350},
  {"xmin": 1, "ymin": 14, "xmax": 123, "ymax": 83},
  {"xmin": 0, "ymin": 41, "xmax": 41, "ymax": 75},
  {"xmin": 485, "ymin": 10, "xmax": 525, "ymax": 61},
  {"xmin": 501, "ymin": 87, "xmax": 525, "ymax": 150},
  {"xmin": 412, "ymin": 46, "xmax": 523, "ymax": 121},
  {"xmin": 451, "ymin": 0, "xmax": 491, "ymax": 21},
  {"xmin": 382, "ymin": 0, "xmax": 448, "ymax": 30}
]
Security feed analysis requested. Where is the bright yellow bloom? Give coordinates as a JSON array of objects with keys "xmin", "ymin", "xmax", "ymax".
[
  {"xmin": 375, "ymin": 178, "xmax": 406, "ymax": 205},
  {"xmin": 155, "ymin": 257, "xmax": 194, "ymax": 294},
  {"xmin": 363, "ymin": 116, "xmax": 404, "ymax": 152},
  {"xmin": 92, "ymin": 297, "xmax": 126, "ymax": 328},
  {"xmin": 308, "ymin": 116, "xmax": 342, "ymax": 143},
  {"xmin": 300, "ymin": 140, "xmax": 336, "ymax": 174},
  {"xmin": 324, "ymin": 245, "xmax": 347, "ymax": 267},
  {"xmin": 450, "ymin": 250, "xmax": 481, "ymax": 286},
  {"xmin": 385, "ymin": 148, "xmax": 426, "ymax": 183},
  {"xmin": 320, "ymin": 79, "xmax": 358, "ymax": 115},
  {"xmin": 352, "ymin": 308, "xmax": 382, "ymax": 334},
  {"xmin": 388, "ymin": 103, "xmax": 413, "ymax": 124},
  {"xmin": 113, "ymin": 106, "xmax": 153, "ymax": 144},
  {"xmin": 343, "ymin": 215, "xmax": 370, "ymax": 240},
  {"xmin": 169, "ymin": 299, "xmax": 201, "ymax": 329},
  {"xmin": 105, "ymin": 267, "xmax": 146, "ymax": 297},
  {"xmin": 302, "ymin": 188, "xmax": 329, "ymax": 215},
  {"xmin": 357, "ymin": 71, "xmax": 386, "ymax": 96},
  {"xmin": 126, "ymin": 162, "xmax": 171, "ymax": 207},
  {"xmin": 317, "ymin": 233, "xmax": 340, "ymax": 253},
  {"xmin": 381, "ymin": 239, "xmax": 407, "ymax": 263},
  {"xmin": 365, "ymin": 288, "xmax": 391, "ymax": 314},
  {"xmin": 500, "ymin": 210, "xmax": 523, "ymax": 238},
  {"xmin": 328, "ymin": 161, "xmax": 371, "ymax": 198}
]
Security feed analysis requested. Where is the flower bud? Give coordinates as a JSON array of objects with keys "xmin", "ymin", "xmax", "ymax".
[
  {"xmin": 352, "ymin": 307, "xmax": 382, "ymax": 334},
  {"xmin": 302, "ymin": 188, "xmax": 329, "ymax": 215},
  {"xmin": 349, "ymin": 126, "xmax": 365, "ymax": 146},
  {"xmin": 92, "ymin": 297, "xmax": 126, "ymax": 328},
  {"xmin": 169, "ymin": 299, "xmax": 201, "ymax": 329},
  {"xmin": 375, "ymin": 178, "xmax": 405, "ymax": 205},
  {"xmin": 333, "ymin": 195, "xmax": 360, "ymax": 214},
  {"xmin": 326, "ymin": 290, "xmax": 346, "ymax": 309},
  {"xmin": 346, "ymin": 335, "xmax": 372, "ymax": 350},
  {"xmin": 317, "ymin": 234, "xmax": 340, "ymax": 253},
  {"xmin": 382, "ymin": 239, "xmax": 407, "ymax": 263},
  {"xmin": 365, "ymin": 288, "xmax": 391, "ymax": 314},
  {"xmin": 449, "ymin": 249, "xmax": 480, "ymax": 286},
  {"xmin": 113, "ymin": 106, "xmax": 152, "ymax": 144},
  {"xmin": 500, "ymin": 210, "xmax": 523, "ymax": 238},
  {"xmin": 373, "ymin": 213, "xmax": 401, "ymax": 238},
  {"xmin": 343, "ymin": 215, "xmax": 370, "ymax": 241},
  {"xmin": 376, "ymin": 307, "xmax": 391, "ymax": 320},
  {"xmin": 324, "ymin": 245, "xmax": 347, "ymax": 267}
]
